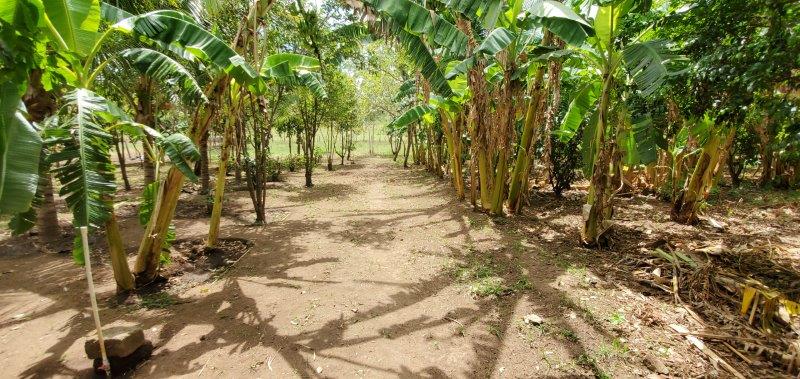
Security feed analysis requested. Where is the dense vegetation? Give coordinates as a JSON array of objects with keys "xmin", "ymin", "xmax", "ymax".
[{"xmin": 0, "ymin": 0, "xmax": 798, "ymax": 375}]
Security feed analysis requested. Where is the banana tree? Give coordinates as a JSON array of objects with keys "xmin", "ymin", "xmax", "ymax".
[
  {"xmin": 207, "ymin": 52, "xmax": 326, "ymax": 245},
  {"xmin": 556, "ymin": 0, "xmax": 678, "ymax": 246},
  {"xmin": 670, "ymin": 114, "xmax": 733, "ymax": 223},
  {"xmin": 502, "ymin": 0, "xmax": 594, "ymax": 213},
  {"xmin": 1, "ymin": 0, "xmax": 257, "ymax": 289}
]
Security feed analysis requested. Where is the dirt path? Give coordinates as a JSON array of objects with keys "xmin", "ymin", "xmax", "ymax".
[{"xmin": 0, "ymin": 157, "xmax": 715, "ymax": 378}]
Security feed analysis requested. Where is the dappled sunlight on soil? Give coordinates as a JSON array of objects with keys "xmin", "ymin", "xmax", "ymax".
[{"xmin": 0, "ymin": 157, "xmax": 797, "ymax": 377}]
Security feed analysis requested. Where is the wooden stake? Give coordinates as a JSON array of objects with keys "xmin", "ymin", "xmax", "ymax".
[{"xmin": 81, "ymin": 226, "xmax": 111, "ymax": 375}]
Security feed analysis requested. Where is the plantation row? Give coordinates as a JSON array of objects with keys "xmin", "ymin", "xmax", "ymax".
[{"xmin": 1, "ymin": 0, "xmax": 798, "ymax": 296}]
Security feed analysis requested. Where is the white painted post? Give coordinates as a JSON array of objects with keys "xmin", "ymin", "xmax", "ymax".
[{"xmin": 80, "ymin": 226, "xmax": 111, "ymax": 375}]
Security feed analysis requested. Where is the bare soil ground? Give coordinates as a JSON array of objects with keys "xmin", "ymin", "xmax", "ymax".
[{"xmin": 0, "ymin": 157, "xmax": 798, "ymax": 378}]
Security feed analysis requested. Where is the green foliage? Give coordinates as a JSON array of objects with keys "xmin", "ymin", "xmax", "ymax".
[
  {"xmin": 138, "ymin": 182, "xmax": 157, "ymax": 225},
  {"xmin": 524, "ymin": 0, "xmax": 594, "ymax": 46},
  {"xmin": 49, "ymin": 89, "xmax": 116, "ymax": 229},
  {"xmin": 659, "ymin": 0, "xmax": 799, "ymax": 121},
  {"xmin": 557, "ymin": 82, "xmax": 600, "ymax": 141},
  {"xmin": 549, "ymin": 129, "xmax": 582, "ymax": 197},
  {"xmin": 72, "ymin": 234, "xmax": 86, "ymax": 265},
  {"xmin": 388, "ymin": 105, "xmax": 434, "ymax": 129},
  {"xmin": 283, "ymin": 154, "xmax": 304, "ymax": 172},
  {"xmin": 109, "ymin": 7, "xmax": 259, "ymax": 83},
  {"xmin": 43, "ymin": 0, "xmax": 101, "ymax": 55},
  {"xmin": 265, "ymin": 156, "xmax": 283, "ymax": 182},
  {"xmin": 0, "ymin": 84, "xmax": 42, "ymax": 214},
  {"xmin": 119, "ymin": 48, "xmax": 206, "ymax": 104},
  {"xmin": 477, "ymin": 27, "xmax": 515, "ymax": 56},
  {"xmin": 622, "ymin": 40, "xmax": 685, "ymax": 97},
  {"xmin": 138, "ymin": 181, "xmax": 175, "ymax": 265},
  {"xmin": 158, "ymin": 133, "xmax": 200, "ymax": 181}
]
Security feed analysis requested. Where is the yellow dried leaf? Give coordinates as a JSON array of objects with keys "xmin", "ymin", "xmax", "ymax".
[
  {"xmin": 781, "ymin": 299, "xmax": 800, "ymax": 317},
  {"xmin": 741, "ymin": 286, "xmax": 757, "ymax": 316}
]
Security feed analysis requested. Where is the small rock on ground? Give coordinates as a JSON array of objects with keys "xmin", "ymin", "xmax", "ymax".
[{"xmin": 85, "ymin": 322, "xmax": 146, "ymax": 359}]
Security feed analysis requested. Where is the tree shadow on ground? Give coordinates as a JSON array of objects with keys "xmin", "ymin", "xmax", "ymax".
[{"xmin": 4, "ymin": 158, "xmax": 678, "ymax": 378}]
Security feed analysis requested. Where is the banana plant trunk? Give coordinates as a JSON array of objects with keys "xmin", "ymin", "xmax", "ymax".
[
  {"xmin": 207, "ymin": 114, "xmax": 234, "ymax": 247},
  {"xmin": 36, "ymin": 173, "xmax": 60, "ymax": 246},
  {"xmin": 133, "ymin": 81, "xmax": 223, "ymax": 284},
  {"xmin": 671, "ymin": 127, "xmax": 730, "ymax": 224},
  {"xmin": 114, "ymin": 132, "xmax": 131, "ymax": 191},
  {"xmin": 442, "ymin": 112, "xmax": 464, "ymax": 199},
  {"xmin": 582, "ymin": 73, "xmax": 614, "ymax": 246},
  {"xmin": 507, "ymin": 74, "xmax": 545, "ymax": 212},
  {"xmin": 106, "ymin": 212, "xmax": 135, "ymax": 291},
  {"xmin": 507, "ymin": 35, "xmax": 551, "ymax": 213},
  {"xmin": 199, "ymin": 130, "xmax": 210, "ymax": 196}
]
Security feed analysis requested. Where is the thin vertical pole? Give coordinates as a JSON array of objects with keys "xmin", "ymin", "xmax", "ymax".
[{"xmin": 81, "ymin": 226, "xmax": 110, "ymax": 375}]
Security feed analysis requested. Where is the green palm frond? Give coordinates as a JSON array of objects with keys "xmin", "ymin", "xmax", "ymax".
[
  {"xmin": 120, "ymin": 47, "xmax": 207, "ymax": 104},
  {"xmin": 397, "ymin": 28, "xmax": 453, "ymax": 97},
  {"xmin": 525, "ymin": 0, "xmax": 594, "ymax": 46},
  {"xmin": 477, "ymin": 27, "xmax": 516, "ymax": 56},
  {"xmin": 158, "ymin": 133, "xmax": 200, "ymax": 181},
  {"xmin": 50, "ymin": 89, "xmax": 116, "ymax": 228},
  {"xmin": 622, "ymin": 40, "xmax": 684, "ymax": 97},
  {"xmin": 389, "ymin": 105, "xmax": 434, "ymax": 128},
  {"xmin": 296, "ymin": 71, "xmax": 328, "ymax": 99},
  {"xmin": 556, "ymin": 81, "xmax": 600, "ymax": 141},
  {"xmin": 105, "ymin": 5, "xmax": 258, "ymax": 83},
  {"xmin": 43, "ymin": 0, "xmax": 102, "ymax": 55},
  {"xmin": 394, "ymin": 79, "xmax": 417, "ymax": 102},
  {"xmin": 0, "ymin": 82, "xmax": 42, "ymax": 215}
]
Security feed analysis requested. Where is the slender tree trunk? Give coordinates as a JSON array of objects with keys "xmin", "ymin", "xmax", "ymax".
[
  {"xmin": 115, "ymin": 132, "xmax": 131, "ymax": 191},
  {"xmin": 305, "ymin": 128, "xmax": 314, "ymax": 187},
  {"xmin": 582, "ymin": 72, "xmax": 614, "ymax": 246},
  {"xmin": 106, "ymin": 212, "xmax": 134, "ymax": 291},
  {"xmin": 23, "ymin": 70, "xmax": 60, "ymax": 247},
  {"xmin": 199, "ymin": 130, "xmax": 210, "ymax": 195},
  {"xmin": 208, "ymin": 107, "xmax": 235, "ymax": 247},
  {"xmin": 403, "ymin": 126, "xmax": 413, "ymax": 168},
  {"xmin": 671, "ymin": 126, "xmax": 730, "ymax": 224},
  {"xmin": 135, "ymin": 77, "xmax": 156, "ymax": 186},
  {"xmin": 340, "ymin": 129, "xmax": 345, "ymax": 165},
  {"xmin": 36, "ymin": 173, "xmax": 60, "ymax": 246},
  {"xmin": 754, "ymin": 117, "xmax": 773, "ymax": 187},
  {"xmin": 134, "ymin": 79, "xmax": 224, "ymax": 284}
]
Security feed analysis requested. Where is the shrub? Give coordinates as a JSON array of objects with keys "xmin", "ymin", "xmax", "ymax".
[
  {"xmin": 265, "ymin": 157, "xmax": 283, "ymax": 182},
  {"xmin": 548, "ymin": 130, "xmax": 581, "ymax": 197},
  {"xmin": 284, "ymin": 155, "xmax": 304, "ymax": 172}
]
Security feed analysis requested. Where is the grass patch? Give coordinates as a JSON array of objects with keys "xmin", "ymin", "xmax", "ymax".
[
  {"xmin": 598, "ymin": 338, "xmax": 629, "ymax": 359},
  {"xmin": 453, "ymin": 257, "xmax": 532, "ymax": 297},
  {"xmin": 608, "ymin": 310, "xmax": 626, "ymax": 325},
  {"xmin": 140, "ymin": 292, "xmax": 175, "ymax": 309}
]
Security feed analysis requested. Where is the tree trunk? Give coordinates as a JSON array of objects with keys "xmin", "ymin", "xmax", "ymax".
[
  {"xmin": 135, "ymin": 77, "xmax": 156, "ymax": 186},
  {"xmin": 507, "ymin": 34, "xmax": 551, "ymax": 212},
  {"xmin": 36, "ymin": 173, "xmax": 60, "ymax": 246},
  {"xmin": 134, "ymin": 79, "xmax": 224, "ymax": 285},
  {"xmin": 208, "ymin": 115, "xmax": 234, "ymax": 247},
  {"xmin": 22, "ymin": 69, "xmax": 60, "ymax": 248},
  {"xmin": 114, "ymin": 132, "xmax": 131, "ymax": 191},
  {"xmin": 671, "ymin": 127, "xmax": 729, "ymax": 224},
  {"xmin": 199, "ymin": 130, "xmax": 210, "ymax": 195},
  {"xmin": 582, "ymin": 73, "xmax": 614, "ymax": 246},
  {"xmin": 754, "ymin": 117, "xmax": 773, "ymax": 187},
  {"xmin": 106, "ymin": 213, "xmax": 134, "ymax": 292},
  {"xmin": 403, "ymin": 126, "xmax": 413, "ymax": 168}
]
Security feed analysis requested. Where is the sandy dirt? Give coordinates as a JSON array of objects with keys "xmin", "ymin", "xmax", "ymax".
[{"xmin": 0, "ymin": 156, "xmax": 797, "ymax": 378}]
